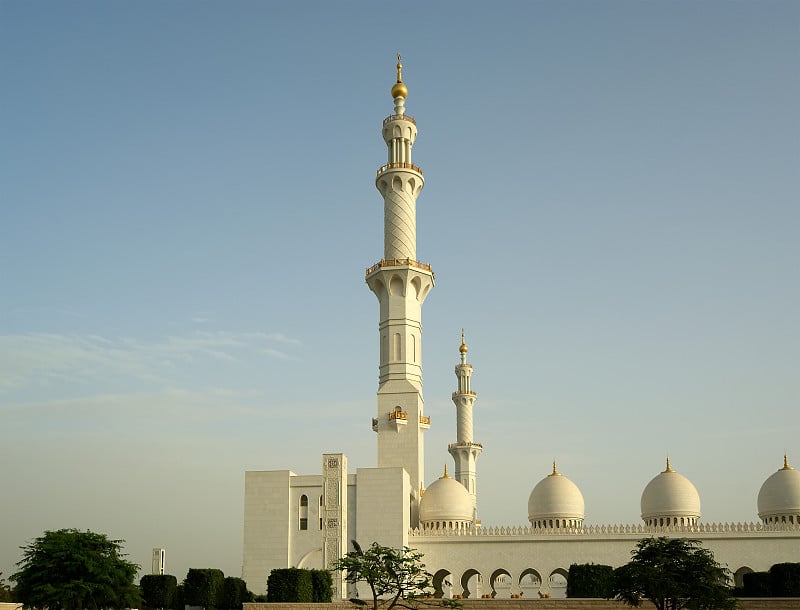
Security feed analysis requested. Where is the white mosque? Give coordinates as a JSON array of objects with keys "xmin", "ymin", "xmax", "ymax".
[{"xmin": 242, "ymin": 59, "xmax": 800, "ymax": 599}]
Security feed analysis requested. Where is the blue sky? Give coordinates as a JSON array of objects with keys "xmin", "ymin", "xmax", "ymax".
[{"xmin": 1, "ymin": 0, "xmax": 798, "ymax": 583}]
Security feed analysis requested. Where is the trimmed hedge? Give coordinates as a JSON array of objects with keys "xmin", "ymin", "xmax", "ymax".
[
  {"xmin": 742, "ymin": 571, "xmax": 773, "ymax": 597},
  {"xmin": 185, "ymin": 568, "xmax": 225, "ymax": 608},
  {"xmin": 567, "ymin": 563, "xmax": 615, "ymax": 598},
  {"xmin": 266, "ymin": 568, "xmax": 331, "ymax": 602},
  {"xmin": 770, "ymin": 563, "xmax": 800, "ymax": 597},
  {"xmin": 140, "ymin": 574, "xmax": 178, "ymax": 609},
  {"xmin": 222, "ymin": 577, "xmax": 251, "ymax": 609},
  {"xmin": 310, "ymin": 569, "xmax": 333, "ymax": 603}
]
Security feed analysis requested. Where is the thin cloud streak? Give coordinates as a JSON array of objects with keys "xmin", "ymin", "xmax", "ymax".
[{"xmin": 0, "ymin": 330, "xmax": 302, "ymax": 394}]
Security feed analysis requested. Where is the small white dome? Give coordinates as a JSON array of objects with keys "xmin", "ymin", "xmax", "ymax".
[
  {"xmin": 419, "ymin": 467, "xmax": 473, "ymax": 527},
  {"xmin": 758, "ymin": 456, "xmax": 800, "ymax": 524},
  {"xmin": 641, "ymin": 458, "xmax": 701, "ymax": 526},
  {"xmin": 528, "ymin": 462, "xmax": 585, "ymax": 528}
]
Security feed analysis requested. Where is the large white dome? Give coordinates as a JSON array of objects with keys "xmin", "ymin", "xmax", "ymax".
[
  {"xmin": 757, "ymin": 456, "xmax": 800, "ymax": 525},
  {"xmin": 419, "ymin": 467, "xmax": 474, "ymax": 530},
  {"xmin": 528, "ymin": 462, "xmax": 585, "ymax": 528},
  {"xmin": 640, "ymin": 458, "xmax": 701, "ymax": 526}
]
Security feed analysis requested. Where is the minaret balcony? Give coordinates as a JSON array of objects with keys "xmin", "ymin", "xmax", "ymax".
[
  {"xmin": 376, "ymin": 162, "xmax": 423, "ymax": 178},
  {"xmin": 448, "ymin": 441, "xmax": 483, "ymax": 449},
  {"xmin": 452, "ymin": 390, "xmax": 477, "ymax": 399},
  {"xmin": 383, "ymin": 114, "xmax": 416, "ymax": 126},
  {"xmin": 419, "ymin": 415, "xmax": 431, "ymax": 429},
  {"xmin": 365, "ymin": 258, "xmax": 433, "ymax": 278},
  {"xmin": 386, "ymin": 408, "xmax": 408, "ymax": 432}
]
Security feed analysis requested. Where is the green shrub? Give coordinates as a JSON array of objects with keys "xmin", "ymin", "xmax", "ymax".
[
  {"xmin": 140, "ymin": 574, "xmax": 178, "ymax": 609},
  {"xmin": 310, "ymin": 570, "xmax": 333, "ymax": 602},
  {"xmin": 266, "ymin": 568, "xmax": 313, "ymax": 603},
  {"xmin": 567, "ymin": 563, "xmax": 615, "ymax": 598},
  {"xmin": 221, "ymin": 577, "xmax": 251, "ymax": 609},
  {"xmin": 185, "ymin": 569, "xmax": 225, "ymax": 608},
  {"xmin": 742, "ymin": 571, "xmax": 772, "ymax": 597},
  {"xmin": 770, "ymin": 563, "xmax": 800, "ymax": 597}
]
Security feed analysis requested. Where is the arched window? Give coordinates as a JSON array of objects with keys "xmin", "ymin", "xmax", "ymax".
[{"xmin": 299, "ymin": 494, "xmax": 308, "ymax": 530}]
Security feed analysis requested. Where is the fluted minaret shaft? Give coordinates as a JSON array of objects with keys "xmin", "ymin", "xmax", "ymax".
[
  {"xmin": 366, "ymin": 57, "xmax": 433, "ymax": 529},
  {"xmin": 449, "ymin": 332, "xmax": 482, "ymax": 516}
]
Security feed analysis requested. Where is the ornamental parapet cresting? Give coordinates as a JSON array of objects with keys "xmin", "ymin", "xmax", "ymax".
[
  {"xmin": 409, "ymin": 521, "xmax": 800, "ymax": 538},
  {"xmin": 383, "ymin": 114, "xmax": 416, "ymax": 126},
  {"xmin": 365, "ymin": 258, "xmax": 433, "ymax": 276},
  {"xmin": 376, "ymin": 162, "xmax": 424, "ymax": 177}
]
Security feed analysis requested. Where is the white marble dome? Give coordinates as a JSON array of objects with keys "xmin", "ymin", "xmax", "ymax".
[
  {"xmin": 758, "ymin": 456, "xmax": 800, "ymax": 525},
  {"xmin": 640, "ymin": 458, "xmax": 701, "ymax": 526},
  {"xmin": 528, "ymin": 462, "xmax": 585, "ymax": 529},
  {"xmin": 419, "ymin": 466, "xmax": 474, "ymax": 530}
]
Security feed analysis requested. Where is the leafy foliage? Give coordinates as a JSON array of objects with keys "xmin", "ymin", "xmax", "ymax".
[
  {"xmin": 0, "ymin": 572, "xmax": 14, "ymax": 602},
  {"xmin": 11, "ymin": 528, "xmax": 140, "ymax": 610},
  {"xmin": 140, "ymin": 574, "xmax": 178, "ymax": 609},
  {"xmin": 334, "ymin": 541, "xmax": 443, "ymax": 610},
  {"xmin": 612, "ymin": 537, "xmax": 738, "ymax": 610},
  {"xmin": 310, "ymin": 569, "xmax": 333, "ymax": 603},
  {"xmin": 184, "ymin": 568, "xmax": 225, "ymax": 609},
  {"xmin": 769, "ymin": 562, "xmax": 800, "ymax": 597},
  {"xmin": 567, "ymin": 563, "xmax": 615, "ymax": 598},
  {"xmin": 741, "ymin": 572, "xmax": 771, "ymax": 597},
  {"xmin": 266, "ymin": 568, "xmax": 313, "ymax": 603},
  {"xmin": 221, "ymin": 577, "xmax": 251, "ymax": 609}
]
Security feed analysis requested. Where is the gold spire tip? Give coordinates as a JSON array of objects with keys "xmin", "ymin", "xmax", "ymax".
[
  {"xmin": 782, "ymin": 453, "xmax": 793, "ymax": 470},
  {"xmin": 391, "ymin": 53, "xmax": 408, "ymax": 99},
  {"xmin": 664, "ymin": 456, "xmax": 674, "ymax": 473},
  {"xmin": 459, "ymin": 328, "xmax": 468, "ymax": 354},
  {"xmin": 551, "ymin": 460, "xmax": 560, "ymax": 476},
  {"xmin": 442, "ymin": 464, "xmax": 449, "ymax": 478}
]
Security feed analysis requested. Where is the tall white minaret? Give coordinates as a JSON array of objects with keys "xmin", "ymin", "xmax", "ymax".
[
  {"xmin": 448, "ymin": 330, "xmax": 482, "ymax": 516},
  {"xmin": 366, "ymin": 55, "xmax": 433, "ymax": 528}
]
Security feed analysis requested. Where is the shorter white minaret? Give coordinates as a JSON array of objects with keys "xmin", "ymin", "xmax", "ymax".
[{"xmin": 448, "ymin": 331, "xmax": 482, "ymax": 517}]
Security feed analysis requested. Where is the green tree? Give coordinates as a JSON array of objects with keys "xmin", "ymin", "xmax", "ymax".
[
  {"xmin": 567, "ymin": 563, "xmax": 615, "ymax": 598},
  {"xmin": 11, "ymin": 528, "xmax": 140, "ymax": 610},
  {"xmin": 0, "ymin": 571, "xmax": 14, "ymax": 602},
  {"xmin": 334, "ymin": 541, "xmax": 442, "ymax": 610},
  {"xmin": 612, "ymin": 537, "xmax": 738, "ymax": 610},
  {"xmin": 140, "ymin": 574, "xmax": 178, "ymax": 609}
]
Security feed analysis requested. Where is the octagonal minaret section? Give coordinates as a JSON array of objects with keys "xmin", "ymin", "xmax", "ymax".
[
  {"xmin": 366, "ymin": 56, "xmax": 433, "ymax": 528},
  {"xmin": 448, "ymin": 331, "xmax": 482, "ymax": 516}
]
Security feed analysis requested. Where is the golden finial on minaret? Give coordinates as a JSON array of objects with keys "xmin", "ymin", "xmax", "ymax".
[
  {"xmin": 460, "ymin": 329, "xmax": 468, "ymax": 354},
  {"xmin": 391, "ymin": 52, "xmax": 408, "ymax": 100},
  {"xmin": 664, "ymin": 456, "xmax": 674, "ymax": 473}
]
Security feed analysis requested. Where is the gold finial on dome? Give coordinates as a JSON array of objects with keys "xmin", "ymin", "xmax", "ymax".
[
  {"xmin": 420, "ymin": 483, "xmax": 425, "ymax": 497},
  {"xmin": 782, "ymin": 453, "xmax": 794, "ymax": 470},
  {"xmin": 550, "ymin": 460, "xmax": 561, "ymax": 476},
  {"xmin": 460, "ymin": 329, "xmax": 468, "ymax": 354},
  {"xmin": 391, "ymin": 52, "xmax": 408, "ymax": 100},
  {"xmin": 442, "ymin": 464, "xmax": 450, "ymax": 479},
  {"xmin": 663, "ymin": 456, "xmax": 674, "ymax": 473}
]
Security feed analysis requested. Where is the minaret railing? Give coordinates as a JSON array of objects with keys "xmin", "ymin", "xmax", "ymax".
[{"xmin": 376, "ymin": 162, "xmax": 424, "ymax": 177}]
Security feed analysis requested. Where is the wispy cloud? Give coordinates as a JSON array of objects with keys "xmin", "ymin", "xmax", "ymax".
[{"xmin": 0, "ymin": 330, "xmax": 302, "ymax": 395}]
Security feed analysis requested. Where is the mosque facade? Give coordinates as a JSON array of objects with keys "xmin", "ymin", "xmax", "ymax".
[{"xmin": 242, "ymin": 60, "xmax": 800, "ymax": 599}]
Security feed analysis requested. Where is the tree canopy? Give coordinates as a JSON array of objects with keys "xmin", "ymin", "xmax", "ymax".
[
  {"xmin": 334, "ymin": 541, "xmax": 441, "ymax": 610},
  {"xmin": 612, "ymin": 537, "xmax": 738, "ymax": 610},
  {"xmin": 11, "ymin": 528, "xmax": 140, "ymax": 610},
  {"xmin": 0, "ymin": 572, "xmax": 14, "ymax": 602}
]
